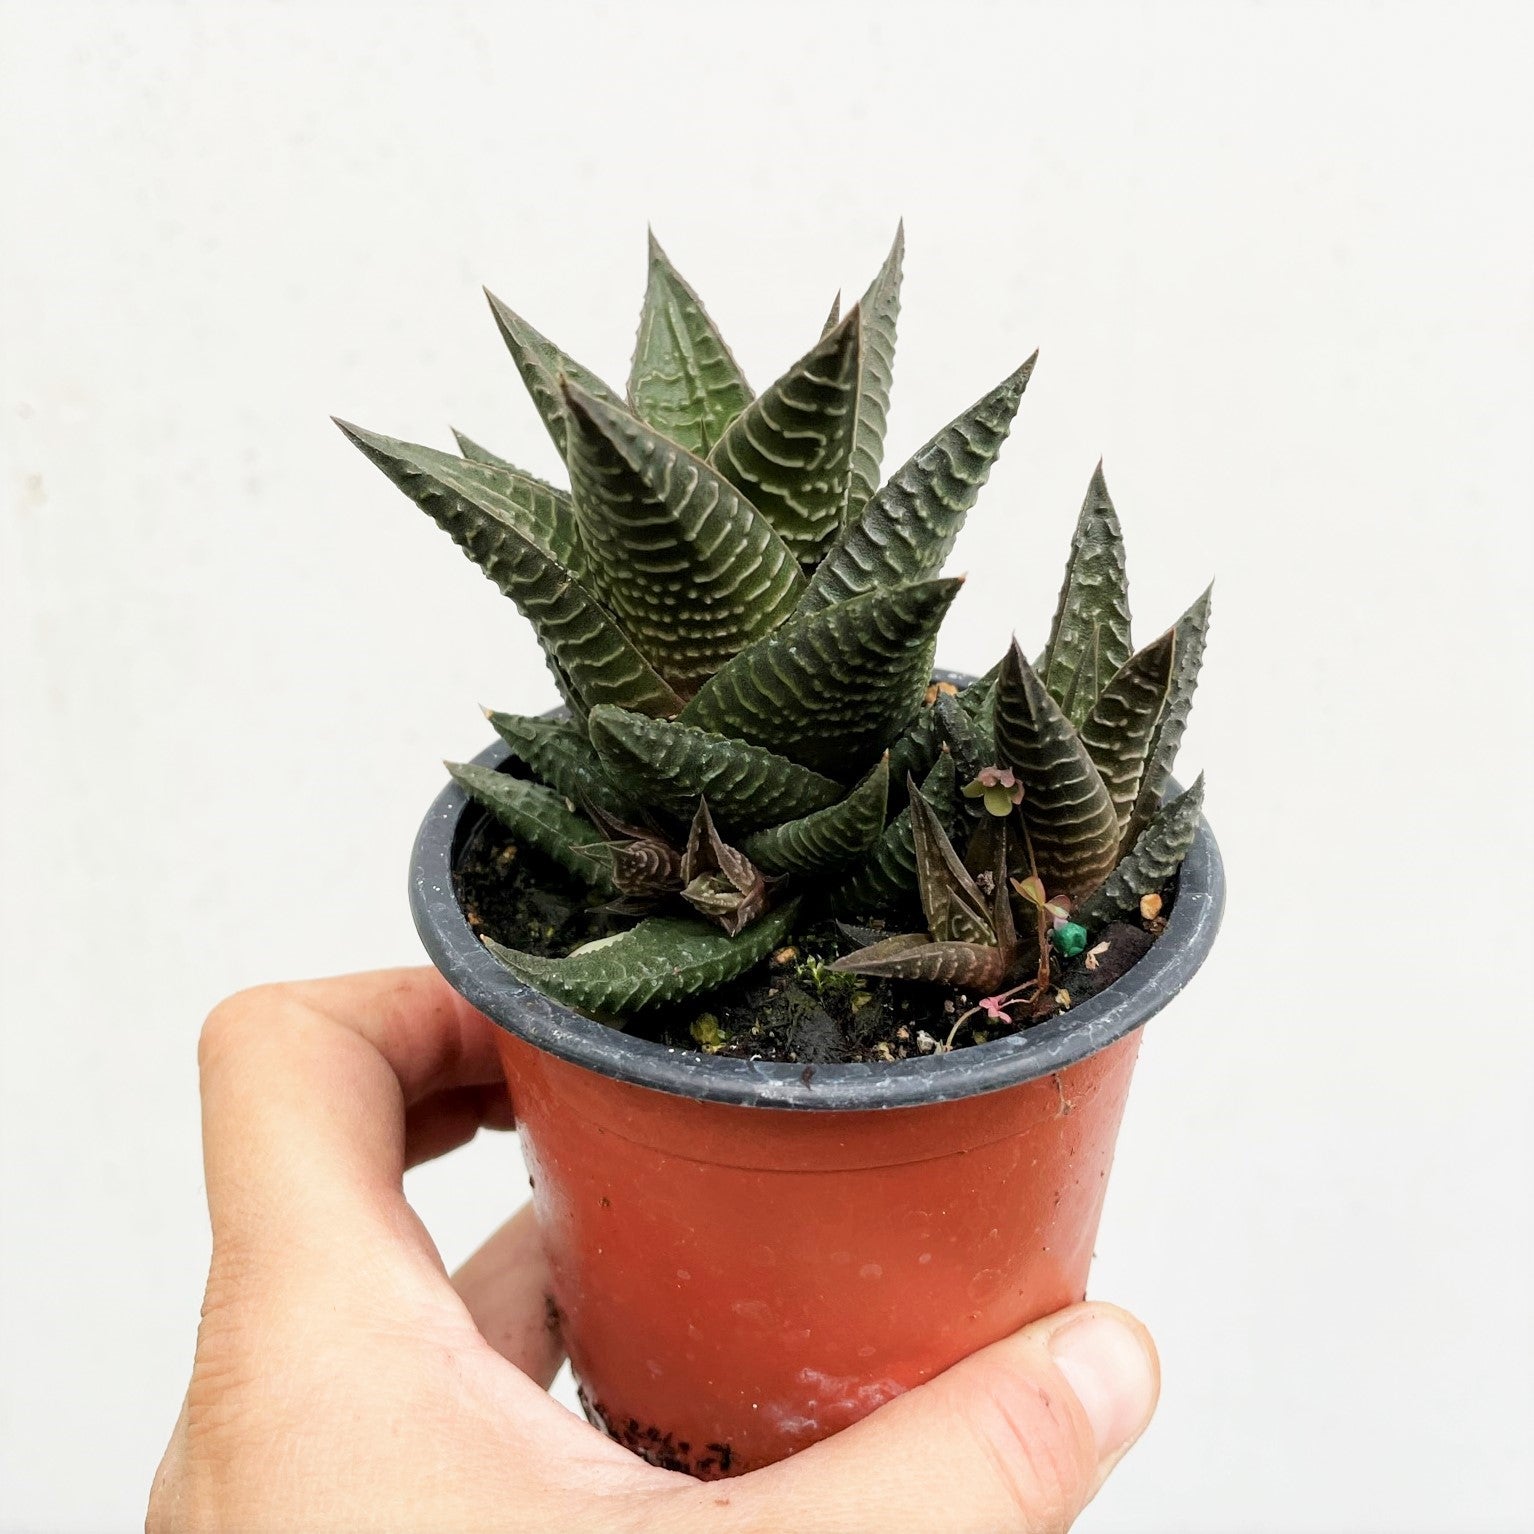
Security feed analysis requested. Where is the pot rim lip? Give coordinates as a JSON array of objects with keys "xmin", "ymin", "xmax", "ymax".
[{"xmin": 409, "ymin": 699, "xmax": 1225, "ymax": 1113}]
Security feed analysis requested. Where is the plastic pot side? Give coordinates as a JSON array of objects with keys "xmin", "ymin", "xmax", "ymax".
[{"xmin": 411, "ymin": 731, "xmax": 1225, "ymax": 1477}]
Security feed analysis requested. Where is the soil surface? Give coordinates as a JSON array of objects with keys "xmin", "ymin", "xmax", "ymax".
[{"xmin": 455, "ymin": 809, "xmax": 1169, "ymax": 1064}]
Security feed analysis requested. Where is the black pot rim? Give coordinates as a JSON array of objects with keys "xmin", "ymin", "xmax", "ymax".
[{"xmin": 410, "ymin": 718, "xmax": 1225, "ymax": 1114}]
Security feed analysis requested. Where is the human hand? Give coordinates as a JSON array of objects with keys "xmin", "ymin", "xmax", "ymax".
[{"xmin": 149, "ymin": 968, "xmax": 1159, "ymax": 1533}]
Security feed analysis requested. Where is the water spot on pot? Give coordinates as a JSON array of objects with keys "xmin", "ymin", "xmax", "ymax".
[
  {"xmin": 829, "ymin": 1250, "xmax": 851, "ymax": 1265},
  {"xmin": 968, "ymin": 1266, "xmax": 1004, "ymax": 1302},
  {"xmin": 731, "ymin": 1298, "xmax": 772, "ymax": 1325},
  {"xmin": 857, "ymin": 1344, "xmax": 875, "ymax": 1358},
  {"xmin": 676, "ymin": 1268, "xmax": 692, "ymax": 1281},
  {"xmin": 918, "ymin": 1252, "xmax": 933, "ymax": 1264},
  {"xmin": 646, "ymin": 1359, "xmax": 664, "ymax": 1377},
  {"xmin": 859, "ymin": 1263, "xmax": 883, "ymax": 1280}
]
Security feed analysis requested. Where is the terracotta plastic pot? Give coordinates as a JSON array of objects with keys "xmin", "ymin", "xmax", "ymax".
[{"xmin": 410, "ymin": 722, "xmax": 1224, "ymax": 1479}]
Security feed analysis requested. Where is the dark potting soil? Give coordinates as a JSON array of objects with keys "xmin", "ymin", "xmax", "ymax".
[{"xmin": 454, "ymin": 809, "xmax": 1167, "ymax": 1065}]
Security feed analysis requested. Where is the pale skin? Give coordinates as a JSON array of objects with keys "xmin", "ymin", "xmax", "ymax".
[{"xmin": 149, "ymin": 969, "xmax": 1160, "ymax": 1533}]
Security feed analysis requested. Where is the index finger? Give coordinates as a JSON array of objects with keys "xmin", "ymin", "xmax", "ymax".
[{"xmin": 197, "ymin": 968, "xmax": 506, "ymax": 1296}]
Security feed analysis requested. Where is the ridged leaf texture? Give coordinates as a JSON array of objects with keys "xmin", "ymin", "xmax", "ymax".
[
  {"xmin": 908, "ymin": 779, "xmax": 994, "ymax": 945},
  {"xmin": 340, "ymin": 422, "xmax": 583, "ymax": 570},
  {"xmin": 452, "ymin": 429, "xmax": 512, "ymax": 468},
  {"xmin": 831, "ymin": 933, "xmax": 1008, "ymax": 991},
  {"xmin": 627, "ymin": 232, "xmax": 752, "ymax": 457},
  {"xmin": 1127, "ymin": 585, "xmax": 1212, "ymax": 846},
  {"xmin": 708, "ymin": 307, "xmax": 862, "ymax": 568},
  {"xmin": 1079, "ymin": 628, "xmax": 1175, "ymax": 840},
  {"xmin": 994, "ymin": 640, "xmax": 1120, "ymax": 898},
  {"xmin": 447, "ymin": 762, "xmax": 614, "ymax": 893},
  {"xmin": 336, "ymin": 422, "xmax": 683, "ymax": 720},
  {"xmin": 846, "ymin": 225, "xmax": 904, "ymax": 520},
  {"xmin": 800, "ymin": 354, "xmax": 1036, "ymax": 615},
  {"xmin": 586, "ymin": 706, "xmax": 842, "ymax": 833},
  {"xmin": 740, "ymin": 758, "xmax": 890, "ymax": 876},
  {"xmin": 485, "ymin": 900, "xmax": 799, "ymax": 1017},
  {"xmin": 681, "ymin": 578, "xmax": 962, "ymax": 777},
  {"xmin": 561, "ymin": 382, "xmax": 804, "ymax": 694},
  {"xmin": 1041, "ymin": 464, "xmax": 1133, "ymax": 723},
  {"xmin": 826, "ymin": 751, "xmax": 958, "ymax": 916},
  {"xmin": 885, "ymin": 703, "xmax": 945, "ymax": 811},
  {"xmin": 483, "ymin": 711, "xmax": 641, "ymax": 821},
  {"xmin": 484, "ymin": 291, "xmax": 625, "ymax": 459},
  {"xmin": 1077, "ymin": 775, "xmax": 1205, "ymax": 930}
]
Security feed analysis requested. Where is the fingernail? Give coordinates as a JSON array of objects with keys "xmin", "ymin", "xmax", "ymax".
[{"xmin": 1048, "ymin": 1313, "xmax": 1157, "ymax": 1461}]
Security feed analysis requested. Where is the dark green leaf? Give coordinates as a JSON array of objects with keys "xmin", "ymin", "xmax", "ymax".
[
  {"xmin": 627, "ymin": 231, "xmax": 752, "ymax": 456},
  {"xmin": 339, "ymin": 420, "xmax": 583, "ymax": 569},
  {"xmin": 826, "ymin": 751, "xmax": 958, "ymax": 916},
  {"xmin": 451, "ymin": 429, "xmax": 512, "ymax": 468},
  {"xmin": 482, "ymin": 710, "xmax": 642, "ymax": 820},
  {"xmin": 994, "ymin": 640, "xmax": 1120, "ymax": 898},
  {"xmin": 1040, "ymin": 463, "xmax": 1132, "ymax": 723},
  {"xmin": 485, "ymin": 900, "xmax": 800, "ymax": 1017},
  {"xmin": 800, "ymin": 354, "xmax": 1036, "ymax": 615},
  {"xmin": 885, "ymin": 702, "xmax": 944, "ymax": 811},
  {"xmin": 587, "ymin": 705, "xmax": 842, "ymax": 833},
  {"xmin": 708, "ymin": 307, "xmax": 862, "ymax": 568},
  {"xmin": 1126, "ymin": 585, "xmax": 1212, "ymax": 846},
  {"xmin": 1077, "ymin": 775, "xmax": 1205, "ymax": 929},
  {"xmin": 483, "ymin": 290, "xmax": 625, "ymax": 459},
  {"xmin": 846, "ymin": 225, "xmax": 904, "ymax": 520},
  {"xmin": 446, "ymin": 762, "xmax": 614, "ymax": 893},
  {"xmin": 741, "ymin": 758, "xmax": 890, "ymax": 876},
  {"xmin": 561, "ymin": 382, "xmax": 804, "ymax": 694},
  {"xmin": 681, "ymin": 578, "xmax": 962, "ymax": 777},
  {"xmin": 337, "ymin": 420, "xmax": 683, "ymax": 719},
  {"xmin": 1079, "ymin": 627, "xmax": 1175, "ymax": 839}
]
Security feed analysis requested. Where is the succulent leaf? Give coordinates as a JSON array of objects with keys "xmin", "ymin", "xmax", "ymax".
[
  {"xmin": 908, "ymin": 777, "xmax": 995, "ymax": 945},
  {"xmin": 451, "ymin": 429, "xmax": 513, "ymax": 468},
  {"xmin": 681, "ymin": 578, "xmax": 962, "ymax": 777},
  {"xmin": 483, "ymin": 291, "xmax": 625, "ymax": 459},
  {"xmin": 484, "ymin": 900, "xmax": 800, "ymax": 1017},
  {"xmin": 483, "ymin": 710, "xmax": 642, "ymax": 821},
  {"xmin": 1079, "ymin": 627, "xmax": 1175, "ymax": 839},
  {"xmin": 587, "ymin": 705, "xmax": 843, "ymax": 833},
  {"xmin": 1126, "ymin": 585, "xmax": 1212, "ymax": 846},
  {"xmin": 1077, "ymin": 775, "xmax": 1205, "ymax": 929},
  {"xmin": 932, "ymin": 690, "xmax": 984, "ymax": 786},
  {"xmin": 994, "ymin": 640, "xmax": 1121, "ymax": 897},
  {"xmin": 740, "ymin": 758, "xmax": 890, "ymax": 876},
  {"xmin": 680, "ymin": 801, "xmax": 769, "ymax": 935},
  {"xmin": 820, "ymin": 291, "xmax": 842, "ymax": 339},
  {"xmin": 800, "ymin": 354, "xmax": 1036, "ymax": 615},
  {"xmin": 885, "ymin": 702, "xmax": 944, "ymax": 811},
  {"xmin": 627, "ymin": 232, "xmax": 752, "ymax": 456},
  {"xmin": 447, "ymin": 761, "xmax": 614, "ymax": 893},
  {"xmin": 561, "ymin": 382, "xmax": 805, "ymax": 694},
  {"xmin": 336, "ymin": 422, "xmax": 683, "ymax": 719},
  {"xmin": 826, "ymin": 751, "xmax": 959, "ymax": 916},
  {"xmin": 708, "ymin": 307, "xmax": 862, "ymax": 568},
  {"xmin": 845, "ymin": 225, "xmax": 904, "ymax": 520},
  {"xmin": 339, "ymin": 421, "xmax": 584, "ymax": 570},
  {"xmin": 831, "ymin": 933, "xmax": 1009, "ymax": 991},
  {"xmin": 1040, "ymin": 464, "xmax": 1133, "ymax": 723}
]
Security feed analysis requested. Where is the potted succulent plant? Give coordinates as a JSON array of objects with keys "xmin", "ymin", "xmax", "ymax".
[{"xmin": 338, "ymin": 227, "xmax": 1224, "ymax": 1479}]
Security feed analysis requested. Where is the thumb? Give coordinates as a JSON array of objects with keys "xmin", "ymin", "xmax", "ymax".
[{"xmin": 719, "ymin": 1303, "xmax": 1159, "ymax": 1534}]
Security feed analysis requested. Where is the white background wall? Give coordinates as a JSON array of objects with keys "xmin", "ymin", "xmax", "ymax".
[{"xmin": 3, "ymin": 3, "xmax": 1530, "ymax": 1530}]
